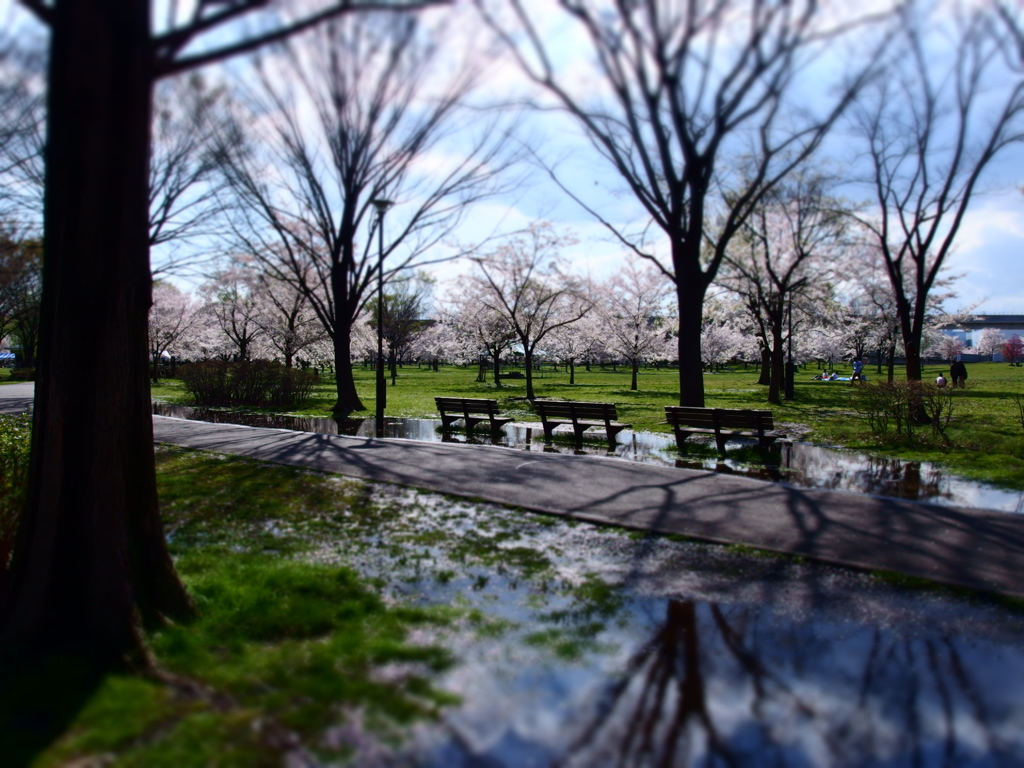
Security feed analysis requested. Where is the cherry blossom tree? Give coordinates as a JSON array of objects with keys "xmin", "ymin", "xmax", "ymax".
[
  {"xmin": 412, "ymin": 319, "xmax": 476, "ymax": 371},
  {"xmin": 700, "ymin": 321, "xmax": 747, "ymax": 373},
  {"xmin": 547, "ymin": 314, "xmax": 603, "ymax": 386},
  {"xmin": 148, "ymin": 282, "xmax": 203, "ymax": 378},
  {"xmin": 467, "ymin": 223, "xmax": 591, "ymax": 399},
  {"xmin": 1002, "ymin": 334, "xmax": 1024, "ymax": 365},
  {"xmin": 598, "ymin": 257, "xmax": 674, "ymax": 390},
  {"xmin": 200, "ymin": 258, "xmax": 266, "ymax": 362},
  {"xmin": 717, "ymin": 172, "xmax": 848, "ymax": 403},
  {"xmin": 927, "ymin": 334, "xmax": 966, "ymax": 362},
  {"xmin": 442, "ymin": 287, "xmax": 515, "ymax": 385},
  {"xmin": 256, "ymin": 275, "xmax": 326, "ymax": 369},
  {"xmin": 976, "ymin": 327, "xmax": 1006, "ymax": 361}
]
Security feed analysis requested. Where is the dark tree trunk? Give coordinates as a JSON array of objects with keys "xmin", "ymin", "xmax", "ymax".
[
  {"xmin": 491, "ymin": 349, "xmax": 502, "ymax": 387},
  {"xmin": 389, "ymin": 349, "xmax": 397, "ymax": 386},
  {"xmin": 758, "ymin": 346, "xmax": 772, "ymax": 386},
  {"xmin": 768, "ymin": 333, "xmax": 784, "ymax": 406},
  {"xmin": 0, "ymin": 0, "xmax": 193, "ymax": 670},
  {"xmin": 524, "ymin": 348, "xmax": 535, "ymax": 400},
  {"xmin": 675, "ymin": 279, "xmax": 706, "ymax": 407},
  {"xmin": 631, "ymin": 359, "xmax": 638, "ymax": 391},
  {"xmin": 568, "ymin": 359, "xmax": 575, "ymax": 385},
  {"xmin": 331, "ymin": 324, "xmax": 363, "ymax": 413}
]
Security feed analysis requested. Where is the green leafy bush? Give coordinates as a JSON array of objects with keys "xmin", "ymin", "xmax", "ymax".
[
  {"xmin": 0, "ymin": 414, "xmax": 31, "ymax": 569},
  {"xmin": 178, "ymin": 360, "xmax": 317, "ymax": 408},
  {"xmin": 8, "ymin": 368, "xmax": 35, "ymax": 381}
]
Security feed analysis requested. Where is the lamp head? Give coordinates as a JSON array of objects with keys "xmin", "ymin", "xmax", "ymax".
[{"xmin": 370, "ymin": 198, "xmax": 394, "ymax": 215}]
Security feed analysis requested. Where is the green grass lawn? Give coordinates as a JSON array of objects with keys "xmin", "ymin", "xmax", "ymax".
[{"xmin": 152, "ymin": 360, "xmax": 1024, "ymax": 490}]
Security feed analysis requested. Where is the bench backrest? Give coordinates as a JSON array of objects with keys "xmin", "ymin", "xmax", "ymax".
[
  {"xmin": 435, "ymin": 397, "xmax": 502, "ymax": 415},
  {"xmin": 535, "ymin": 400, "xmax": 618, "ymax": 421},
  {"xmin": 665, "ymin": 406, "xmax": 774, "ymax": 431}
]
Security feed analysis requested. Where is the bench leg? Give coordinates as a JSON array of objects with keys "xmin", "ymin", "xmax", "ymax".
[
  {"xmin": 714, "ymin": 432, "xmax": 728, "ymax": 454},
  {"xmin": 672, "ymin": 429, "xmax": 690, "ymax": 451},
  {"xmin": 440, "ymin": 415, "xmax": 458, "ymax": 430},
  {"xmin": 542, "ymin": 422, "xmax": 555, "ymax": 441}
]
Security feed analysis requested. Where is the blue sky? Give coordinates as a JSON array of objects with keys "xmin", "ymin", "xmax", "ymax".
[{"xmin": 3, "ymin": 0, "xmax": 1021, "ymax": 314}]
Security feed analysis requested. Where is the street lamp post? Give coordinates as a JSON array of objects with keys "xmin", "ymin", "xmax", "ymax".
[
  {"xmin": 371, "ymin": 198, "xmax": 393, "ymax": 438},
  {"xmin": 784, "ymin": 297, "xmax": 795, "ymax": 400}
]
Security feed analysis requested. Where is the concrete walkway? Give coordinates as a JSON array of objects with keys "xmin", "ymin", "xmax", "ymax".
[
  {"xmin": 152, "ymin": 415, "xmax": 1024, "ymax": 600},
  {"xmin": 3, "ymin": 383, "xmax": 1023, "ymax": 600}
]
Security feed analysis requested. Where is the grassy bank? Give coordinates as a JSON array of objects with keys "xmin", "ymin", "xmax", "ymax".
[
  {"xmin": 152, "ymin": 360, "xmax": 1024, "ymax": 490},
  {"xmin": 19, "ymin": 448, "xmax": 462, "ymax": 767}
]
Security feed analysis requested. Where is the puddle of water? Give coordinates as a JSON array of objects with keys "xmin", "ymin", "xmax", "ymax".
[
  {"xmin": 152, "ymin": 403, "xmax": 1024, "ymax": 514},
  {"xmin": 304, "ymin": 482, "xmax": 1024, "ymax": 767}
]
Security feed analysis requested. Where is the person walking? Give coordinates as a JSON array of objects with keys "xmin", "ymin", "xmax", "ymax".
[
  {"xmin": 851, "ymin": 358, "xmax": 864, "ymax": 384},
  {"xmin": 950, "ymin": 358, "xmax": 968, "ymax": 389}
]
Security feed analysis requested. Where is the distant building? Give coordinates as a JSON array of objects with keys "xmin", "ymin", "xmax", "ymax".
[{"xmin": 939, "ymin": 315, "xmax": 1024, "ymax": 361}]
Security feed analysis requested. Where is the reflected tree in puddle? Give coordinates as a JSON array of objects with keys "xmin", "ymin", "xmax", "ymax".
[{"xmin": 546, "ymin": 599, "xmax": 1022, "ymax": 768}]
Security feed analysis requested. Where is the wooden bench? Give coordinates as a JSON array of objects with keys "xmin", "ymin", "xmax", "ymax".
[
  {"xmin": 664, "ymin": 406, "xmax": 786, "ymax": 454},
  {"xmin": 534, "ymin": 400, "xmax": 631, "ymax": 443},
  {"xmin": 435, "ymin": 397, "xmax": 513, "ymax": 432}
]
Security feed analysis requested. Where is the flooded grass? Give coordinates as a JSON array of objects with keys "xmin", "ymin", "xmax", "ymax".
[{"xmin": 34, "ymin": 445, "xmax": 1024, "ymax": 766}]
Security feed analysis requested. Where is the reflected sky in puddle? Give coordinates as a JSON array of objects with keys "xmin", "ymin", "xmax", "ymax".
[
  {"xmin": 305, "ymin": 483, "xmax": 1024, "ymax": 767},
  {"xmin": 153, "ymin": 403, "xmax": 1024, "ymax": 514}
]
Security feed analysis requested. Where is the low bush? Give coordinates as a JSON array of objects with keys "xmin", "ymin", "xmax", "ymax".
[
  {"xmin": 8, "ymin": 368, "xmax": 35, "ymax": 381},
  {"xmin": 0, "ymin": 414, "xmax": 31, "ymax": 570},
  {"xmin": 855, "ymin": 379, "xmax": 958, "ymax": 443},
  {"xmin": 855, "ymin": 380, "xmax": 919, "ymax": 440},
  {"xmin": 178, "ymin": 360, "xmax": 317, "ymax": 408}
]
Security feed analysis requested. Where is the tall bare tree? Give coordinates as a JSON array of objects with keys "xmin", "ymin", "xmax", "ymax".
[
  {"xmin": 219, "ymin": 11, "xmax": 518, "ymax": 413},
  {"xmin": 0, "ymin": 36, "xmax": 45, "ymax": 226},
  {"xmin": 0, "ymin": 0, "xmax": 446, "ymax": 678},
  {"xmin": 851, "ymin": 2, "xmax": 1024, "ymax": 400},
  {"xmin": 479, "ymin": 0, "xmax": 886, "ymax": 406}
]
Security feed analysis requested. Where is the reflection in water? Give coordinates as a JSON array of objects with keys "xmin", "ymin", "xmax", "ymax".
[
  {"xmin": 547, "ymin": 600, "xmax": 1021, "ymax": 767},
  {"xmin": 153, "ymin": 402, "xmax": 1024, "ymax": 513},
  {"xmin": 340, "ymin": 487, "xmax": 1024, "ymax": 767}
]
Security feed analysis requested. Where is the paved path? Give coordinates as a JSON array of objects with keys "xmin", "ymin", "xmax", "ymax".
[{"xmin": 3, "ymin": 383, "xmax": 1023, "ymax": 599}]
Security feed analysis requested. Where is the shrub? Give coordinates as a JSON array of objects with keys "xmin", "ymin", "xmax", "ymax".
[
  {"xmin": 0, "ymin": 414, "xmax": 31, "ymax": 570},
  {"xmin": 856, "ymin": 379, "xmax": 963, "ymax": 443},
  {"xmin": 178, "ymin": 360, "xmax": 317, "ymax": 408},
  {"xmin": 855, "ymin": 380, "xmax": 917, "ymax": 441},
  {"xmin": 8, "ymin": 368, "xmax": 35, "ymax": 381},
  {"xmin": 920, "ymin": 382, "xmax": 957, "ymax": 444}
]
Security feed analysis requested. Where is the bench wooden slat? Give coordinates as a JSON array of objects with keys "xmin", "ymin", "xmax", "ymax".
[
  {"xmin": 534, "ymin": 400, "xmax": 631, "ymax": 443},
  {"xmin": 664, "ymin": 406, "xmax": 784, "ymax": 454},
  {"xmin": 435, "ymin": 397, "xmax": 513, "ymax": 432}
]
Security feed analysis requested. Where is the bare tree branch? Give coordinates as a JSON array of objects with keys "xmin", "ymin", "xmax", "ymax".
[
  {"xmin": 16, "ymin": 0, "xmax": 54, "ymax": 26},
  {"xmin": 154, "ymin": 0, "xmax": 450, "ymax": 77},
  {"xmin": 478, "ymin": 0, "xmax": 889, "ymax": 406}
]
